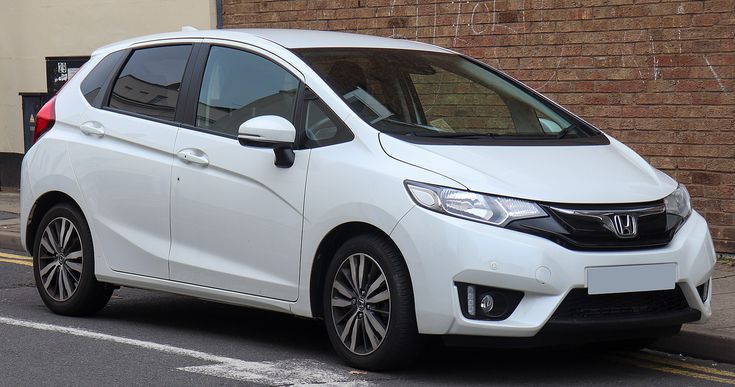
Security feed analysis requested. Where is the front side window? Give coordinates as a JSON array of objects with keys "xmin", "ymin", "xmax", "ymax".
[
  {"xmin": 296, "ymin": 48, "xmax": 604, "ymax": 145},
  {"xmin": 196, "ymin": 46, "xmax": 300, "ymax": 136},
  {"xmin": 108, "ymin": 45, "xmax": 192, "ymax": 121}
]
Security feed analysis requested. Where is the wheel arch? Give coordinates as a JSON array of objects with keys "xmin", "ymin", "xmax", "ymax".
[
  {"xmin": 309, "ymin": 221, "xmax": 412, "ymax": 319},
  {"xmin": 26, "ymin": 191, "xmax": 84, "ymax": 255}
]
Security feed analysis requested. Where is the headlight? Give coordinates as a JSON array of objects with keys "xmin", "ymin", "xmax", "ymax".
[
  {"xmin": 405, "ymin": 181, "xmax": 546, "ymax": 227},
  {"xmin": 664, "ymin": 184, "xmax": 692, "ymax": 219}
]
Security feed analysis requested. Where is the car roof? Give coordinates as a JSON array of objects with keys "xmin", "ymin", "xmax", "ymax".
[{"xmin": 92, "ymin": 28, "xmax": 453, "ymax": 56}]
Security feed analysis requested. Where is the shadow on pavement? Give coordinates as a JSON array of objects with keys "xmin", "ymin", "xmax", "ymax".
[{"xmin": 90, "ymin": 288, "xmax": 652, "ymax": 385}]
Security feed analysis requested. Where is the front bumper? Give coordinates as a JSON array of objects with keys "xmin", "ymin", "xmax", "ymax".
[{"xmin": 390, "ymin": 207, "xmax": 715, "ymax": 338}]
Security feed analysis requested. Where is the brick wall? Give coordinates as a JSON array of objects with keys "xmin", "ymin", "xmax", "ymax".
[{"xmin": 223, "ymin": 0, "xmax": 735, "ymax": 253}]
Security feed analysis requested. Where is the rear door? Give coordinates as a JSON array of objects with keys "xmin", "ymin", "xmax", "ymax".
[
  {"xmin": 68, "ymin": 43, "xmax": 196, "ymax": 278},
  {"xmin": 169, "ymin": 43, "xmax": 308, "ymax": 301}
]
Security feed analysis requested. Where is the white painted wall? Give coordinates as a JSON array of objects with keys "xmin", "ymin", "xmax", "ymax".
[{"xmin": 0, "ymin": 0, "xmax": 216, "ymax": 154}]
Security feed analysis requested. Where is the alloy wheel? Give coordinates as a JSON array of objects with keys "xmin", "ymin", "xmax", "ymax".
[
  {"xmin": 331, "ymin": 253, "xmax": 391, "ymax": 355},
  {"xmin": 37, "ymin": 217, "xmax": 83, "ymax": 302}
]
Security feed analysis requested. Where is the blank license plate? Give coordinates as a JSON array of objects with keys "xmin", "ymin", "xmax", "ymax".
[{"xmin": 586, "ymin": 264, "xmax": 676, "ymax": 295}]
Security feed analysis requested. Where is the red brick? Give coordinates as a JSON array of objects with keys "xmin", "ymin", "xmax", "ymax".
[{"xmin": 223, "ymin": 0, "xmax": 735, "ymax": 253}]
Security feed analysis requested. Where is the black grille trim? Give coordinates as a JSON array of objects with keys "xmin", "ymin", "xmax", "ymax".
[
  {"xmin": 506, "ymin": 200, "xmax": 684, "ymax": 251},
  {"xmin": 551, "ymin": 286, "xmax": 690, "ymax": 322}
]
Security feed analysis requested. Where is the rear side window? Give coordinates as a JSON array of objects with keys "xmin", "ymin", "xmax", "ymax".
[
  {"xmin": 108, "ymin": 45, "xmax": 192, "ymax": 122},
  {"xmin": 81, "ymin": 50, "xmax": 126, "ymax": 105},
  {"xmin": 195, "ymin": 46, "xmax": 300, "ymax": 136}
]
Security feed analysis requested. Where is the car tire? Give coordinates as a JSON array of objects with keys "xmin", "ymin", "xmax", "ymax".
[
  {"xmin": 32, "ymin": 203, "xmax": 113, "ymax": 316},
  {"xmin": 323, "ymin": 233, "xmax": 422, "ymax": 371}
]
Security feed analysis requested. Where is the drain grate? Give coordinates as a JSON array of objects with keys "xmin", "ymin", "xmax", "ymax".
[{"xmin": 0, "ymin": 211, "xmax": 18, "ymax": 221}]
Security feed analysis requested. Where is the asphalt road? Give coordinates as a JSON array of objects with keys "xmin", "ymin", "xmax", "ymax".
[{"xmin": 1, "ymin": 248, "xmax": 734, "ymax": 386}]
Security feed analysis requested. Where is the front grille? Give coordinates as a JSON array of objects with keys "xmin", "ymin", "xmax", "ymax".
[
  {"xmin": 506, "ymin": 200, "xmax": 684, "ymax": 251},
  {"xmin": 551, "ymin": 286, "xmax": 689, "ymax": 321}
]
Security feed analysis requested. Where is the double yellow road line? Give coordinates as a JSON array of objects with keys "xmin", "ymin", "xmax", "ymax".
[
  {"xmin": 0, "ymin": 251, "xmax": 32, "ymax": 267},
  {"xmin": 610, "ymin": 351, "xmax": 735, "ymax": 385}
]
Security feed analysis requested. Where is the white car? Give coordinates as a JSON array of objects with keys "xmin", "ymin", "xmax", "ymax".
[{"xmin": 20, "ymin": 29, "xmax": 715, "ymax": 370}]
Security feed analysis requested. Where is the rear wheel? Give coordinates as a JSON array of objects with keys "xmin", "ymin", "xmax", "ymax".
[
  {"xmin": 323, "ymin": 234, "xmax": 421, "ymax": 370},
  {"xmin": 33, "ymin": 203, "xmax": 113, "ymax": 316}
]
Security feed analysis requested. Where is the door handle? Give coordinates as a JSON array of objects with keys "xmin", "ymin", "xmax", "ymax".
[
  {"xmin": 80, "ymin": 121, "xmax": 105, "ymax": 137},
  {"xmin": 177, "ymin": 149, "xmax": 209, "ymax": 166}
]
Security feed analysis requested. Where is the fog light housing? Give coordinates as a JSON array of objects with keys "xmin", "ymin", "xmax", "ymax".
[{"xmin": 456, "ymin": 283, "xmax": 524, "ymax": 321}]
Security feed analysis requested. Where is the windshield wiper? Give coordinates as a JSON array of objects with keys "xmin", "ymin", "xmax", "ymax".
[
  {"xmin": 378, "ymin": 119, "xmax": 498, "ymax": 138},
  {"xmin": 407, "ymin": 131, "xmax": 499, "ymax": 138},
  {"xmin": 555, "ymin": 124, "xmax": 580, "ymax": 139}
]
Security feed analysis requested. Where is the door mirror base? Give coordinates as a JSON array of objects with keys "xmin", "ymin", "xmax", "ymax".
[
  {"xmin": 237, "ymin": 138, "xmax": 295, "ymax": 168},
  {"xmin": 274, "ymin": 147, "xmax": 295, "ymax": 168}
]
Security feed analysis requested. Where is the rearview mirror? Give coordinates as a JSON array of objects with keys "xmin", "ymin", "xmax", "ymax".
[{"xmin": 238, "ymin": 115, "xmax": 296, "ymax": 168}]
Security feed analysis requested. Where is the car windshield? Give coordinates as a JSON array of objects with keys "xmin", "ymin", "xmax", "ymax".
[{"xmin": 296, "ymin": 48, "xmax": 602, "ymax": 143}]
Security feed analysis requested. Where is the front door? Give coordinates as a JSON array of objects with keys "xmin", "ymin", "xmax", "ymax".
[{"xmin": 169, "ymin": 45, "xmax": 307, "ymax": 301}]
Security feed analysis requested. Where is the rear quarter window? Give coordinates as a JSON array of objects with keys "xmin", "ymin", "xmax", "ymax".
[
  {"xmin": 108, "ymin": 45, "xmax": 192, "ymax": 122},
  {"xmin": 80, "ymin": 50, "xmax": 127, "ymax": 106}
]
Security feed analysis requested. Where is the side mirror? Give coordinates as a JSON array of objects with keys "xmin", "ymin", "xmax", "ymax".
[{"xmin": 238, "ymin": 115, "xmax": 296, "ymax": 168}]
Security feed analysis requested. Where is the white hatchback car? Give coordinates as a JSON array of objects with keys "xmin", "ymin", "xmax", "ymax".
[{"xmin": 21, "ymin": 29, "xmax": 715, "ymax": 370}]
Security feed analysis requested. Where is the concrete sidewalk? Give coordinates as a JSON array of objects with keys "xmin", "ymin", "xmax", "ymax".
[
  {"xmin": 652, "ymin": 261, "xmax": 735, "ymax": 364},
  {"xmin": 0, "ymin": 190, "xmax": 732, "ymax": 362}
]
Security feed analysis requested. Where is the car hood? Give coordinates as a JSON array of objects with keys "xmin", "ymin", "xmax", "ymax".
[{"xmin": 379, "ymin": 133, "xmax": 677, "ymax": 204}]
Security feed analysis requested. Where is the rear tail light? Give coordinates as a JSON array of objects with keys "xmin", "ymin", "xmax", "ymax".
[{"xmin": 33, "ymin": 96, "xmax": 57, "ymax": 143}]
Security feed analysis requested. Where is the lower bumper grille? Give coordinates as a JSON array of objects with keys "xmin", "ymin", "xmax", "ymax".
[{"xmin": 551, "ymin": 286, "xmax": 689, "ymax": 321}]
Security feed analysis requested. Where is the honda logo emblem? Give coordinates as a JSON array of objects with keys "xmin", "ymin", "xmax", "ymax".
[{"xmin": 612, "ymin": 214, "xmax": 638, "ymax": 238}]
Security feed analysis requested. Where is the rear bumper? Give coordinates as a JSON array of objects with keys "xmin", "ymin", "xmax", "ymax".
[{"xmin": 19, "ymin": 148, "xmax": 35, "ymax": 254}]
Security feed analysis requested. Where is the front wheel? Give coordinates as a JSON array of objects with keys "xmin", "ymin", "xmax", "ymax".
[
  {"xmin": 32, "ymin": 203, "xmax": 113, "ymax": 316},
  {"xmin": 323, "ymin": 234, "xmax": 421, "ymax": 370}
]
